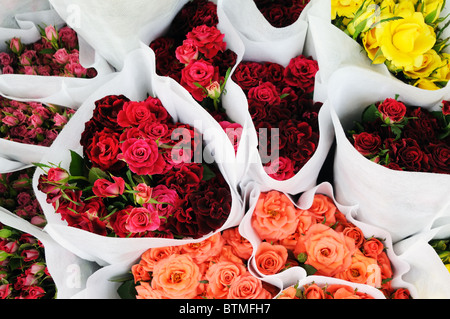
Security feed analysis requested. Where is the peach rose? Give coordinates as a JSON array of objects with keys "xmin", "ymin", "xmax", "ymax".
[
  {"xmin": 335, "ymin": 251, "xmax": 382, "ymax": 288},
  {"xmin": 131, "ymin": 264, "xmax": 151, "ymax": 283},
  {"xmin": 135, "ymin": 281, "xmax": 166, "ymax": 299},
  {"xmin": 205, "ymin": 261, "xmax": 247, "ymax": 299},
  {"xmin": 255, "ymin": 242, "xmax": 288, "ymax": 276},
  {"xmin": 181, "ymin": 232, "xmax": 225, "ymax": 264},
  {"xmin": 226, "ymin": 274, "xmax": 272, "ymax": 299},
  {"xmin": 297, "ymin": 210, "xmax": 315, "ymax": 235},
  {"xmin": 326, "ymin": 284, "xmax": 374, "ymax": 299},
  {"xmin": 303, "ymin": 283, "xmax": 325, "ymax": 299},
  {"xmin": 252, "ymin": 191, "xmax": 300, "ymax": 242},
  {"xmin": 300, "ymin": 194, "xmax": 336, "ymax": 226},
  {"xmin": 342, "ymin": 226, "xmax": 365, "ymax": 248},
  {"xmin": 276, "ymin": 232, "xmax": 300, "ymax": 251},
  {"xmin": 151, "ymin": 254, "xmax": 202, "ymax": 299},
  {"xmin": 140, "ymin": 246, "xmax": 180, "ymax": 272},
  {"xmin": 277, "ymin": 286, "xmax": 299, "ymax": 299},
  {"xmin": 222, "ymin": 227, "xmax": 253, "ymax": 260},
  {"xmin": 295, "ymin": 223, "xmax": 356, "ymax": 277},
  {"xmin": 212, "ymin": 245, "xmax": 247, "ymax": 266},
  {"xmin": 363, "ymin": 238, "xmax": 385, "ymax": 259}
]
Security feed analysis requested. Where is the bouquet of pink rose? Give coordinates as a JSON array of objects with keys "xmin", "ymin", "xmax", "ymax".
[
  {"xmin": 0, "ymin": 167, "xmax": 46, "ymax": 228},
  {"xmin": 254, "ymin": 0, "xmax": 310, "ymax": 28},
  {"xmin": 116, "ymin": 227, "xmax": 279, "ymax": 299},
  {"xmin": 0, "ymin": 223, "xmax": 56, "ymax": 299},
  {"xmin": 149, "ymin": 0, "xmax": 241, "ymax": 140},
  {"xmin": 347, "ymin": 97, "xmax": 450, "ymax": 174},
  {"xmin": 0, "ymin": 24, "xmax": 97, "ymax": 78},
  {"xmin": 0, "ymin": 95, "xmax": 75, "ymax": 147},
  {"xmin": 37, "ymin": 94, "xmax": 233, "ymax": 240},
  {"xmin": 247, "ymin": 188, "xmax": 412, "ymax": 299},
  {"xmin": 231, "ymin": 54, "xmax": 322, "ymax": 180}
]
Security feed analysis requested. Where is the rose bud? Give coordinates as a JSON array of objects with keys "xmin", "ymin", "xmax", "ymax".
[
  {"xmin": 47, "ymin": 167, "xmax": 70, "ymax": 184},
  {"xmin": 45, "ymin": 25, "xmax": 59, "ymax": 42},
  {"xmin": 92, "ymin": 176, "xmax": 125, "ymax": 198},
  {"xmin": 206, "ymin": 81, "xmax": 222, "ymax": 100},
  {"xmin": 9, "ymin": 38, "xmax": 23, "ymax": 55},
  {"xmin": 133, "ymin": 183, "xmax": 153, "ymax": 205}
]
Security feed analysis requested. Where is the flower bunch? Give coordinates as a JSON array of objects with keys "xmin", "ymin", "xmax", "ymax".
[
  {"xmin": 250, "ymin": 190, "xmax": 411, "ymax": 299},
  {"xmin": 37, "ymin": 94, "xmax": 233, "ymax": 239},
  {"xmin": 254, "ymin": 0, "xmax": 310, "ymax": 28},
  {"xmin": 231, "ymin": 54, "xmax": 321, "ymax": 180},
  {"xmin": 429, "ymin": 238, "xmax": 450, "ymax": 273},
  {"xmin": 277, "ymin": 282, "xmax": 376, "ymax": 299},
  {"xmin": 332, "ymin": 0, "xmax": 450, "ymax": 90},
  {"xmin": 150, "ymin": 0, "xmax": 242, "ymax": 151},
  {"xmin": 0, "ymin": 95, "xmax": 75, "ymax": 146},
  {"xmin": 117, "ymin": 227, "xmax": 278, "ymax": 299},
  {"xmin": 0, "ymin": 223, "xmax": 56, "ymax": 299},
  {"xmin": 0, "ymin": 167, "xmax": 46, "ymax": 228},
  {"xmin": 0, "ymin": 24, "xmax": 97, "ymax": 78},
  {"xmin": 348, "ymin": 97, "xmax": 450, "ymax": 174}
]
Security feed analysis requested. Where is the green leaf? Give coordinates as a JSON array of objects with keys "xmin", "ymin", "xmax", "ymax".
[
  {"xmin": 116, "ymin": 279, "xmax": 137, "ymax": 299},
  {"xmin": 69, "ymin": 150, "xmax": 86, "ymax": 177},
  {"xmin": 362, "ymin": 103, "xmax": 379, "ymax": 123},
  {"xmin": 39, "ymin": 48, "xmax": 56, "ymax": 55},
  {"xmin": 0, "ymin": 228, "xmax": 12, "ymax": 239},
  {"xmin": 301, "ymin": 264, "xmax": 317, "ymax": 276},
  {"xmin": 88, "ymin": 167, "xmax": 109, "ymax": 184},
  {"xmin": 202, "ymin": 164, "xmax": 216, "ymax": 181}
]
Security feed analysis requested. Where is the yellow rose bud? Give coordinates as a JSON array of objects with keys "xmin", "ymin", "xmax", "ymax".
[
  {"xmin": 379, "ymin": 0, "xmax": 396, "ymax": 13},
  {"xmin": 414, "ymin": 77, "xmax": 442, "ymax": 90},
  {"xmin": 332, "ymin": 0, "xmax": 366, "ymax": 19},
  {"xmin": 404, "ymin": 49, "xmax": 442, "ymax": 79},
  {"xmin": 437, "ymin": 53, "xmax": 450, "ymax": 80},
  {"xmin": 417, "ymin": 0, "xmax": 445, "ymax": 23},
  {"xmin": 362, "ymin": 28, "xmax": 386, "ymax": 63},
  {"xmin": 377, "ymin": 12, "xmax": 436, "ymax": 69},
  {"xmin": 393, "ymin": 0, "xmax": 417, "ymax": 17},
  {"xmin": 346, "ymin": 2, "xmax": 381, "ymax": 37},
  {"xmin": 446, "ymin": 264, "xmax": 450, "ymax": 273}
]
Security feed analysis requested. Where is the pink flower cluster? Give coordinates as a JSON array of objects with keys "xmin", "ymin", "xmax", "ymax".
[
  {"xmin": 0, "ymin": 167, "xmax": 46, "ymax": 227},
  {"xmin": 0, "ymin": 25, "xmax": 97, "ymax": 78},
  {"xmin": 0, "ymin": 95, "xmax": 75, "ymax": 146},
  {"xmin": 0, "ymin": 224, "xmax": 55, "ymax": 299}
]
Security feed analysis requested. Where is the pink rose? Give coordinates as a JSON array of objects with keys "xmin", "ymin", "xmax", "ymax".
[
  {"xmin": 21, "ymin": 249, "xmax": 39, "ymax": 262},
  {"xmin": 58, "ymin": 26, "xmax": 78, "ymax": 50},
  {"xmin": 92, "ymin": 176, "xmax": 125, "ymax": 198},
  {"xmin": 64, "ymin": 62, "xmax": 87, "ymax": 77},
  {"xmin": 45, "ymin": 25, "xmax": 58, "ymax": 42},
  {"xmin": 9, "ymin": 38, "xmax": 23, "ymax": 54},
  {"xmin": 53, "ymin": 113, "xmax": 69, "ymax": 127},
  {"xmin": 0, "ymin": 52, "xmax": 13, "ymax": 66},
  {"xmin": 133, "ymin": 183, "xmax": 153, "ymax": 205},
  {"xmin": 125, "ymin": 206, "xmax": 161, "ymax": 233},
  {"xmin": 175, "ymin": 39, "xmax": 199, "ymax": 64},
  {"xmin": 53, "ymin": 48, "xmax": 70, "ymax": 64},
  {"xmin": 186, "ymin": 25, "xmax": 226, "ymax": 59},
  {"xmin": 119, "ymin": 138, "xmax": 166, "ymax": 176},
  {"xmin": 2, "ymin": 65, "xmax": 14, "ymax": 74}
]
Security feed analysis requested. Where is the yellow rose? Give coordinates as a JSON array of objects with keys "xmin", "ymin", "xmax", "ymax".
[
  {"xmin": 379, "ymin": 0, "xmax": 396, "ymax": 13},
  {"xmin": 414, "ymin": 77, "xmax": 443, "ymax": 89},
  {"xmin": 403, "ymin": 49, "xmax": 442, "ymax": 78},
  {"xmin": 346, "ymin": 2, "xmax": 380, "ymax": 37},
  {"xmin": 437, "ymin": 53, "xmax": 450, "ymax": 80},
  {"xmin": 417, "ymin": 0, "xmax": 445, "ymax": 23},
  {"xmin": 377, "ymin": 12, "xmax": 436, "ymax": 68},
  {"xmin": 332, "ymin": 0, "xmax": 366, "ymax": 19},
  {"xmin": 362, "ymin": 28, "xmax": 386, "ymax": 64},
  {"xmin": 393, "ymin": 0, "xmax": 417, "ymax": 17}
]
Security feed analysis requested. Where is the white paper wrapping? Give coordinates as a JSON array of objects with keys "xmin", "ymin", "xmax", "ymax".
[
  {"xmin": 329, "ymin": 66, "xmax": 450, "ymax": 243},
  {"xmin": 0, "ymin": 206, "xmax": 100, "ymax": 299},
  {"xmin": 32, "ymin": 47, "xmax": 244, "ymax": 267},
  {"xmin": 239, "ymin": 181, "xmax": 417, "ymax": 297}
]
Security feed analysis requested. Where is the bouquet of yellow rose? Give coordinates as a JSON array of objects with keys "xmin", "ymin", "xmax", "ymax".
[{"xmin": 331, "ymin": 0, "xmax": 450, "ymax": 90}]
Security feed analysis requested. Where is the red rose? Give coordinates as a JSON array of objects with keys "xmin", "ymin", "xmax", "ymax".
[
  {"xmin": 263, "ymin": 62, "xmax": 285, "ymax": 85},
  {"xmin": 283, "ymin": 55, "xmax": 318, "ymax": 93},
  {"xmin": 377, "ymin": 98, "xmax": 407, "ymax": 124},
  {"xmin": 352, "ymin": 132, "xmax": 382, "ymax": 156},
  {"xmin": 138, "ymin": 121, "xmax": 171, "ymax": 143},
  {"xmin": 391, "ymin": 138, "xmax": 430, "ymax": 172},
  {"xmin": 167, "ymin": 205, "xmax": 199, "ymax": 238},
  {"xmin": 125, "ymin": 206, "xmax": 161, "ymax": 233},
  {"xmin": 85, "ymin": 128, "xmax": 124, "ymax": 172},
  {"xmin": 231, "ymin": 62, "xmax": 265, "ymax": 91},
  {"xmin": 186, "ymin": 24, "xmax": 226, "ymax": 59},
  {"xmin": 264, "ymin": 156, "xmax": 296, "ymax": 181},
  {"xmin": 92, "ymin": 176, "xmax": 125, "ymax": 198},
  {"xmin": 160, "ymin": 163, "xmax": 203, "ymax": 195},
  {"xmin": 117, "ymin": 100, "xmax": 157, "ymax": 128},
  {"xmin": 248, "ymin": 82, "xmax": 281, "ymax": 105},
  {"xmin": 442, "ymin": 100, "xmax": 450, "ymax": 115},
  {"xmin": 404, "ymin": 107, "xmax": 439, "ymax": 142},
  {"xmin": 180, "ymin": 59, "xmax": 218, "ymax": 101},
  {"xmin": 118, "ymin": 137, "xmax": 166, "ymax": 176},
  {"xmin": 92, "ymin": 94, "xmax": 130, "ymax": 129},
  {"xmin": 427, "ymin": 143, "xmax": 450, "ymax": 174},
  {"xmin": 109, "ymin": 207, "xmax": 133, "ymax": 238},
  {"xmin": 392, "ymin": 288, "xmax": 412, "ymax": 299}
]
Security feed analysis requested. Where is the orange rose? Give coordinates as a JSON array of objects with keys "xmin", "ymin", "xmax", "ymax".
[
  {"xmin": 181, "ymin": 232, "xmax": 225, "ymax": 264},
  {"xmin": 377, "ymin": 251, "xmax": 394, "ymax": 292},
  {"xmin": 363, "ymin": 238, "xmax": 385, "ymax": 258},
  {"xmin": 252, "ymin": 191, "xmax": 300, "ymax": 242},
  {"xmin": 205, "ymin": 261, "xmax": 247, "ymax": 299},
  {"xmin": 222, "ymin": 227, "xmax": 253, "ymax": 260},
  {"xmin": 326, "ymin": 284, "xmax": 374, "ymax": 299},
  {"xmin": 342, "ymin": 226, "xmax": 365, "ymax": 248},
  {"xmin": 277, "ymin": 286, "xmax": 299, "ymax": 299},
  {"xmin": 131, "ymin": 264, "xmax": 151, "ymax": 283},
  {"xmin": 135, "ymin": 281, "xmax": 166, "ymax": 299},
  {"xmin": 303, "ymin": 283, "xmax": 325, "ymax": 299},
  {"xmin": 151, "ymin": 254, "xmax": 202, "ymax": 299},
  {"xmin": 212, "ymin": 245, "xmax": 247, "ymax": 266},
  {"xmin": 255, "ymin": 242, "xmax": 288, "ymax": 276},
  {"xmin": 276, "ymin": 232, "xmax": 300, "ymax": 252},
  {"xmin": 140, "ymin": 246, "xmax": 180, "ymax": 272},
  {"xmin": 295, "ymin": 223, "xmax": 356, "ymax": 277},
  {"xmin": 296, "ymin": 210, "xmax": 315, "ymax": 236},
  {"xmin": 335, "ymin": 251, "xmax": 382, "ymax": 288},
  {"xmin": 227, "ymin": 274, "xmax": 272, "ymax": 299},
  {"xmin": 334, "ymin": 210, "xmax": 352, "ymax": 232},
  {"xmin": 300, "ymin": 194, "xmax": 336, "ymax": 227}
]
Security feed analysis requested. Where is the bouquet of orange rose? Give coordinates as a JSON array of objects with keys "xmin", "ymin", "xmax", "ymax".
[
  {"xmin": 331, "ymin": 0, "xmax": 450, "ymax": 90},
  {"xmin": 240, "ymin": 182, "xmax": 415, "ymax": 299},
  {"xmin": 115, "ymin": 227, "xmax": 279, "ymax": 299}
]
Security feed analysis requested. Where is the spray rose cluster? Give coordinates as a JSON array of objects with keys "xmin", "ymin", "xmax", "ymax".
[
  {"xmin": 232, "ymin": 54, "xmax": 321, "ymax": 180},
  {"xmin": 0, "ymin": 167, "xmax": 46, "ymax": 228},
  {"xmin": 348, "ymin": 97, "xmax": 450, "ymax": 174},
  {"xmin": 0, "ymin": 224, "xmax": 56, "ymax": 299},
  {"xmin": 250, "ymin": 190, "xmax": 412, "ymax": 299},
  {"xmin": 0, "ymin": 24, "xmax": 97, "ymax": 78},
  {"xmin": 0, "ymin": 95, "xmax": 75, "ymax": 146},
  {"xmin": 37, "ymin": 94, "xmax": 233, "ymax": 239}
]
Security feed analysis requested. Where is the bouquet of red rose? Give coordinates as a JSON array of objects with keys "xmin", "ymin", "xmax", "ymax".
[
  {"xmin": 0, "ymin": 24, "xmax": 97, "ymax": 78},
  {"xmin": 239, "ymin": 181, "xmax": 416, "ymax": 299},
  {"xmin": 348, "ymin": 97, "xmax": 450, "ymax": 174},
  {"xmin": 232, "ymin": 54, "xmax": 323, "ymax": 182},
  {"xmin": 0, "ymin": 223, "xmax": 56, "ymax": 299},
  {"xmin": 0, "ymin": 167, "xmax": 46, "ymax": 227}
]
